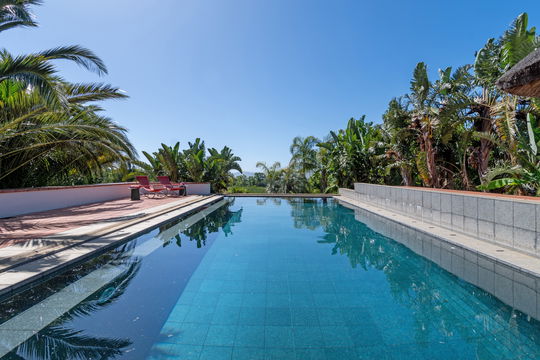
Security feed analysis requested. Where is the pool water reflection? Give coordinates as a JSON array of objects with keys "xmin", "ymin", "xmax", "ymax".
[
  {"xmin": 1, "ymin": 197, "xmax": 539, "ymax": 360},
  {"xmin": 0, "ymin": 199, "xmax": 242, "ymax": 359}
]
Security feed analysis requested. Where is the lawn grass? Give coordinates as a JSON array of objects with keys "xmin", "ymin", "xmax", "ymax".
[{"xmin": 226, "ymin": 186, "xmax": 267, "ymax": 194}]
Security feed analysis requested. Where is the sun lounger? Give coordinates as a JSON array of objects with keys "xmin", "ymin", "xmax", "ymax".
[
  {"xmin": 135, "ymin": 176, "xmax": 166, "ymax": 198},
  {"xmin": 157, "ymin": 176, "xmax": 186, "ymax": 196}
]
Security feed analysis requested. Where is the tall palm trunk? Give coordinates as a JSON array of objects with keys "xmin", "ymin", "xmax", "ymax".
[
  {"xmin": 424, "ymin": 133, "xmax": 439, "ymax": 188},
  {"xmin": 477, "ymin": 124, "xmax": 492, "ymax": 179},
  {"xmin": 415, "ymin": 116, "xmax": 439, "ymax": 188},
  {"xmin": 461, "ymin": 152, "xmax": 472, "ymax": 190},
  {"xmin": 400, "ymin": 167, "xmax": 413, "ymax": 186},
  {"xmin": 475, "ymin": 90, "xmax": 494, "ymax": 181}
]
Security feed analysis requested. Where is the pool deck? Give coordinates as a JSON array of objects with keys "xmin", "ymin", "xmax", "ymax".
[
  {"xmin": 0, "ymin": 194, "xmax": 224, "ymax": 297},
  {"xmin": 0, "ymin": 196, "xmax": 188, "ymax": 247}
]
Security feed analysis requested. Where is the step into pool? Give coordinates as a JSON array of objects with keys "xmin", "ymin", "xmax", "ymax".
[{"xmin": 0, "ymin": 197, "xmax": 539, "ymax": 359}]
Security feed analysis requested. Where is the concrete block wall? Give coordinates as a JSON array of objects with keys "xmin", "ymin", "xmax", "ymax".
[{"xmin": 340, "ymin": 183, "xmax": 540, "ymax": 257}]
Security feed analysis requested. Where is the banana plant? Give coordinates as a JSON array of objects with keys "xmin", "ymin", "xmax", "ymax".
[
  {"xmin": 479, "ymin": 112, "xmax": 540, "ymax": 195},
  {"xmin": 317, "ymin": 116, "xmax": 385, "ymax": 189},
  {"xmin": 382, "ymin": 97, "xmax": 416, "ymax": 186},
  {"xmin": 139, "ymin": 142, "xmax": 182, "ymax": 181},
  {"xmin": 182, "ymin": 138, "xmax": 207, "ymax": 182}
]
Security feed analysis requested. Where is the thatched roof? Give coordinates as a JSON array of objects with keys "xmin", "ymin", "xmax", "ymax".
[{"xmin": 496, "ymin": 48, "xmax": 540, "ymax": 97}]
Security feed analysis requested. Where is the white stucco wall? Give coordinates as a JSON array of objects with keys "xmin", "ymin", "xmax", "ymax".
[
  {"xmin": 0, "ymin": 182, "xmax": 213, "ymax": 218},
  {"xmin": 0, "ymin": 183, "xmax": 131, "ymax": 218},
  {"xmin": 184, "ymin": 183, "xmax": 211, "ymax": 195}
]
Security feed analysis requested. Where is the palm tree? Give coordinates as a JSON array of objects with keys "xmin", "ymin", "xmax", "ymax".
[
  {"xmin": 311, "ymin": 143, "xmax": 334, "ymax": 193},
  {"xmin": 318, "ymin": 117, "xmax": 384, "ymax": 189},
  {"xmin": 256, "ymin": 161, "xmax": 283, "ymax": 193},
  {"xmin": 289, "ymin": 136, "xmax": 320, "ymax": 178},
  {"xmin": 0, "ymin": 46, "xmax": 108, "ymax": 107},
  {"xmin": 279, "ymin": 166, "xmax": 307, "ymax": 193},
  {"xmin": 207, "ymin": 146, "xmax": 242, "ymax": 192},
  {"xmin": 220, "ymin": 12, "xmax": 540, "ymax": 196},
  {"xmin": 137, "ymin": 141, "xmax": 243, "ymax": 192},
  {"xmin": 14, "ymin": 327, "xmax": 131, "ymax": 360},
  {"xmin": 208, "ymin": 146, "xmax": 242, "ymax": 174},
  {"xmin": 0, "ymin": 82, "xmax": 133, "ymax": 188},
  {"xmin": 9, "ymin": 246, "xmax": 141, "ymax": 360},
  {"xmin": 0, "ymin": 1, "xmax": 107, "ymax": 106},
  {"xmin": 0, "ymin": 1, "xmax": 133, "ymax": 188},
  {"xmin": 0, "ymin": 0, "xmax": 39, "ymax": 33}
]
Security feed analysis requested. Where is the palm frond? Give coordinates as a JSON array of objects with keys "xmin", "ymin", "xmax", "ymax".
[{"xmin": 34, "ymin": 45, "xmax": 107, "ymax": 75}]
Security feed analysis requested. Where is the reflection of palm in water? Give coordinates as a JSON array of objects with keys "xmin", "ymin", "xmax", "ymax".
[
  {"xmin": 16, "ymin": 203, "xmax": 245, "ymax": 360},
  {"xmin": 13, "ymin": 326, "xmax": 130, "ymax": 360},
  {"xmin": 159, "ymin": 199, "xmax": 243, "ymax": 248},
  {"xmin": 221, "ymin": 208, "xmax": 242, "ymax": 236},
  {"xmin": 288, "ymin": 199, "xmax": 540, "ymax": 358},
  {"xmin": 256, "ymin": 198, "xmax": 282, "ymax": 206},
  {"xmin": 4, "ymin": 243, "xmax": 142, "ymax": 360}
]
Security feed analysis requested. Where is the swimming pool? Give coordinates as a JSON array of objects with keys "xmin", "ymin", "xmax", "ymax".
[{"xmin": 0, "ymin": 197, "xmax": 539, "ymax": 359}]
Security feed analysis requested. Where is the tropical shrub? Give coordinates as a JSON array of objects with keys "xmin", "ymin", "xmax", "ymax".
[{"xmin": 138, "ymin": 139, "xmax": 242, "ymax": 193}]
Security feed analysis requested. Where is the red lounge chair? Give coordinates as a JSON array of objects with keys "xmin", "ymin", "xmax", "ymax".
[
  {"xmin": 135, "ymin": 176, "xmax": 166, "ymax": 197},
  {"xmin": 157, "ymin": 176, "xmax": 186, "ymax": 196}
]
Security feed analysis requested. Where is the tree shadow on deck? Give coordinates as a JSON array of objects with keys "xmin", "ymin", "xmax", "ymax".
[{"xmin": 0, "ymin": 198, "xmax": 175, "ymax": 247}]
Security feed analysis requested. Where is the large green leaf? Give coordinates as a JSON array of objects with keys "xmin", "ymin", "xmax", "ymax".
[{"xmin": 477, "ymin": 177, "xmax": 522, "ymax": 190}]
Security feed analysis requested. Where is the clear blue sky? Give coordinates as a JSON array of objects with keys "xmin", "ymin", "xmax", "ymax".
[{"xmin": 4, "ymin": 0, "xmax": 540, "ymax": 171}]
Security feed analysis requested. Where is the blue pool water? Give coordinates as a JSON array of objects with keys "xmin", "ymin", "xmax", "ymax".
[{"xmin": 1, "ymin": 197, "xmax": 540, "ymax": 359}]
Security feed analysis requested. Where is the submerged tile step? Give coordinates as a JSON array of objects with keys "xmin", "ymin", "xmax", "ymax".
[
  {"xmin": 336, "ymin": 195, "xmax": 540, "ymax": 277},
  {"xmin": 0, "ymin": 195, "xmax": 223, "ymax": 298},
  {"xmin": 336, "ymin": 194, "xmax": 540, "ymax": 320},
  {"xmin": 0, "ymin": 198, "xmax": 229, "ymax": 357}
]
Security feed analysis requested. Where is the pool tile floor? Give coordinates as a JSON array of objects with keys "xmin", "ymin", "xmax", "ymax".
[{"xmin": 145, "ymin": 199, "xmax": 540, "ymax": 360}]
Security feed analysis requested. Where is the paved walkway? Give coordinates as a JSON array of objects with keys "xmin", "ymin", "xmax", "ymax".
[
  {"xmin": 0, "ymin": 196, "xmax": 203, "ymax": 272},
  {"xmin": 0, "ymin": 197, "xmax": 183, "ymax": 247}
]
